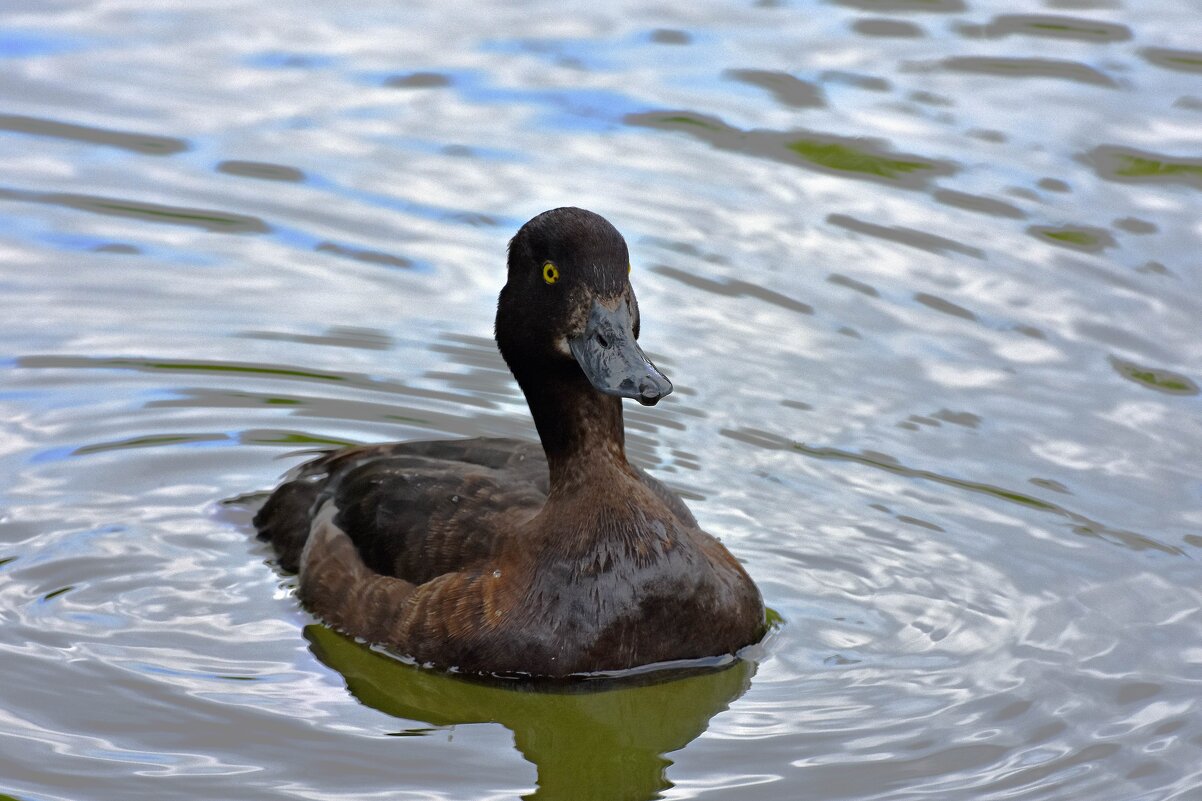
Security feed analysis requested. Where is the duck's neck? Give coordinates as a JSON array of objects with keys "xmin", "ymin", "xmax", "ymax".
[{"xmin": 519, "ymin": 368, "xmax": 630, "ymax": 492}]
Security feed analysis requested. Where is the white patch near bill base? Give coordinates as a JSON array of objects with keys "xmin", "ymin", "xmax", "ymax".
[{"xmin": 300, "ymin": 500, "xmax": 344, "ymax": 573}]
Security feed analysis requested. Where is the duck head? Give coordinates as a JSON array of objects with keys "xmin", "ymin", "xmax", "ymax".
[{"xmin": 496, "ymin": 208, "xmax": 672, "ymax": 407}]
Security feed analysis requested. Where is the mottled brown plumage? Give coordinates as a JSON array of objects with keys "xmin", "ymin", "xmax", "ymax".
[{"xmin": 253, "ymin": 207, "xmax": 765, "ymax": 676}]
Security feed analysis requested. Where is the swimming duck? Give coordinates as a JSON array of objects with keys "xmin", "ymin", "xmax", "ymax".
[{"xmin": 254, "ymin": 207, "xmax": 765, "ymax": 677}]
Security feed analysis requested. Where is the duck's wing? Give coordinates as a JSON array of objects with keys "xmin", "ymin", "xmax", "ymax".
[{"xmin": 254, "ymin": 438, "xmax": 547, "ymax": 580}]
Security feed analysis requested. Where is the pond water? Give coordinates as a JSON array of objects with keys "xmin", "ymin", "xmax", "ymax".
[{"xmin": 2, "ymin": 1, "xmax": 1201, "ymax": 799}]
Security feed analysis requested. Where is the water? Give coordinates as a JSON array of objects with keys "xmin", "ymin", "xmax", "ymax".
[{"xmin": 2, "ymin": 1, "xmax": 1201, "ymax": 799}]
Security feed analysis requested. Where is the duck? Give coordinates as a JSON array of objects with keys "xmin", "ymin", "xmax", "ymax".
[{"xmin": 253, "ymin": 207, "xmax": 766, "ymax": 677}]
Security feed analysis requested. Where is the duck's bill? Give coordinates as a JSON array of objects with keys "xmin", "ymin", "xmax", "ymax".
[{"xmin": 569, "ymin": 299, "xmax": 673, "ymax": 406}]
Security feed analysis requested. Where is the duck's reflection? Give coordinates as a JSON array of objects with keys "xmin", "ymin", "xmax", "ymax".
[{"xmin": 305, "ymin": 625, "xmax": 755, "ymax": 801}]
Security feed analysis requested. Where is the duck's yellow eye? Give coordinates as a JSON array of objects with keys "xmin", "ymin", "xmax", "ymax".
[
  {"xmin": 627, "ymin": 262, "xmax": 632, "ymax": 274},
  {"xmin": 542, "ymin": 262, "xmax": 559, "ymax": 284}
]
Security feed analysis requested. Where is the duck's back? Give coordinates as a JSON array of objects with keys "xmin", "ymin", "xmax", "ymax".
[
  {"xmin": 254, "ymin": 436, "xmax": 698, "ymax": 581},
  {"xmin": 254, "ymin": 438, "xmax": 547, "ymax": 578}
]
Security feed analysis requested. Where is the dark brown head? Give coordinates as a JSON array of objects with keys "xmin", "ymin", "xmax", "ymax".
[{"xmin": 495, "ymin": 208, "xmax": 672, "ymax": 407}]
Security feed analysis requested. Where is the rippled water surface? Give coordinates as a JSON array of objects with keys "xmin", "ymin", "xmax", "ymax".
[{"xmin": 3, "ymin": 1, "xmax": 1202, "ymax": 799}]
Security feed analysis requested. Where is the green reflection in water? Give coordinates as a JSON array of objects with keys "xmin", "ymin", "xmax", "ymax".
[
  {"xmin": 940, "ymin": 56, "xmax": 1116, "ymax": 87},
  {"xmin": 1140, "ymin": 47, "xmax": 1202, "ymax": 73},
  {"xmin": 834, "ymin": 0, "xmax": 965, "ymax": 11},
  {"xmin": 957, "ymin": 15, "xmax": 1132, "ymax": 42},
  {"xmin": 1084, "ymin": 145, "xmax": 1202, "ymax": 189},
  {"xmin": 1031, "ymin": 21, "xmax": 1098, "ymax": 35},
  {"xmin": 1109, "ymin": 357, "xmax": 1199, "ymax": 395},
  {"xmin": 305, "ymin": 625, "xmax": 755, "ymax": 801},
  {"xmin": 241, "ymin": 430, "xmax": 360, "ymax": 447},
  {"xmin": 384, "ymin": 414, "xmax": 433, "ymax": 424},
  {"xmin": 1113, "ymin": 155, "xmax": 1202, "ymax": 180},
  {"xmin": 1042, "ymin": 229, "xmax": 1093, "ymax": 246},
  {"xmin": 84, "ymin": 199, "xmax": 251, "ymax": 229},
  {"xmin": 0, "ymin": 187, "xmax": 267, "ymax": 233},
  {"xmin": 18, "ymin": 355, "xmax": 348, "ymax": 383},
  {"xmin": 625, "ymin": 110, "xmax": 955, "ymax": 188},
  {"xmin": 1027, "ymin": 225, "xmax": 1115, "ymax": 252},
  {"xmin": 73, "ymin": 432, "xmax": 229, "ymax": 455},
  {"xmin": 787, "ymin": 140, "xmax": 935, "ymax": 181},
  {"xmin": 654, "ymin": 115, "xmax": 721, "ymax": 130},
  {"xmin": 0, "ymin": 112, "xmax": 191, "ymax": 155},
  {"xmin": 131, "ymin": 360, "xmax": 347, "ymax": 381}
]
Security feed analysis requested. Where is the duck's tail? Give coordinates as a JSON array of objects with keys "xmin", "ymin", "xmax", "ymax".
[
  {"xmin": 252, "ymin": 475, "xmax": 325, "ymax": 573},
  {"xmin": 253, "ymin": 446, "xmax": 391, "ymax": 571}
]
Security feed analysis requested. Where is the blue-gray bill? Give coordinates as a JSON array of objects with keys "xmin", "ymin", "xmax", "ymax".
[{"xmin": 569, "ymin": 299, "xmax": 673, "ymax": 406}]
